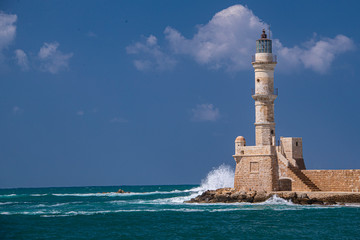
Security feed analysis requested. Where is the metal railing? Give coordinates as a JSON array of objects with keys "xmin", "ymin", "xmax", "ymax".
[
  {"xmin": 252, "ymin": 55, "xmax": 277, "ymax": 63},
  {"xmin": 251, "ymin": 88, "xmax": 278, "ymax": 96}
]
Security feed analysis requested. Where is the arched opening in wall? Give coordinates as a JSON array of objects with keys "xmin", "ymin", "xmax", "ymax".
[
  {"xmin": 257, "ymin": 79, "xmax": 260, "ymax": 83},
  {"xmin": 296, "ymin": 142, "xmax": 298, "ymax": 146},
  {"xmin": 271, "ymin": 130, "xmax": 274, "ymax": 135},
  {"xmin": 279, "ymin": 178, "xmax": 292, "ymax": 191}
]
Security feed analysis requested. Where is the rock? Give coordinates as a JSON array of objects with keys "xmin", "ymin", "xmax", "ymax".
[
  {"xmin": 184, "ymin": 189, "xmax": 360, "ymax": 205},
  {"xmin": 231, "ymin": 192, "xmax": 244, "ymax": 200},
  {"xmin": 298, "ymin": 193, "xmax": 308, "ymax": 199},
  {"xmin": 253, "ymin": 190, "xmax": 268, "ymax": 202},
  {"xmin": 282, "ymin": 192, "xmax": 297, "ymax": 199},
  {"xmin": 239, "ymin": 191, "xmax": 247, "ymax": 195},
  {"xmin": 215, "ymin": 194, "xmax": 230, "ymax": 202},
  {"xmin": 324, "ymin": 201, "xmax": 337, "ymax": 205},
  {"xmin": 116, "ymin": 189, "xmax": 130, "ymax": 194}
]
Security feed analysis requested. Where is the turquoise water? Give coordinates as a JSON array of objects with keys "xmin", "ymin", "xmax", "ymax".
[{"xmin": 1, "ymin": 184, "xmax": 360, "ymax": 239}]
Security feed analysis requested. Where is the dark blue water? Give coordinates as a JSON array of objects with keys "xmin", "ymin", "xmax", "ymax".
[{"xmin": 1, "ymin": 184, "xmax": 360, "ymax": 239}]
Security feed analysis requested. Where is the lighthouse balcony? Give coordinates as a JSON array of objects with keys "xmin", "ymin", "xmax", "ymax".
[{"xmin": 252, "ymin": 55, "xmax": 277, "ymax": 64}]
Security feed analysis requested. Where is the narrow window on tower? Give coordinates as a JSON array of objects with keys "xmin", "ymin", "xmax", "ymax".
[
  {"xmin": 257, "ymin": 79, "xmax": 260, "ymax": 83},
  {"xmin": 296, "ymin": 142, "xmax": 298, "ymax": 146},
  {"xmin": 271, "ymin": 130, "xmax": 274, "ymax": 135}
]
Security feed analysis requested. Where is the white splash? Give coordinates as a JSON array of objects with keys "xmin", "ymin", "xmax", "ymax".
[
  {"xmin": 157, "ymin": 164, "xmax": 236, "ymax": 203},
  {"xmin": 193, "ymin": 164, "xmax": 234, "ymax": 192},
  {"xmin": 30, "ymin": 194, "xmax": 48, "ymax": 197},
  {"xmin": 258, "ymin": 195, "xmax": 293, "ymax": 205}
]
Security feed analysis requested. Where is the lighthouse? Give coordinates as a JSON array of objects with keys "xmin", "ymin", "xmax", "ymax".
[
  {"xmin": 232, "ymin": 29, "xmax": 360, "ymax": 194},
  {"xmin": 252, "ymin": 29, "xmax": 277, "ymax": 146},
  {"xmin": 233, "ymin": 29, "xmax": 310, "ymax": 192},
  {"xmin": 233, "ymin": 29, "xmax": 279, "ymax": 192}
]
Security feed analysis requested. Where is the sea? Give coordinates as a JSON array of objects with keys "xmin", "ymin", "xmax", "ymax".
[{"xmin": 1, "ymin": 165, "xmax": 360, "ymax": 239}]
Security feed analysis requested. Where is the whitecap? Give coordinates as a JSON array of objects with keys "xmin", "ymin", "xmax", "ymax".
[
  {"xmin": 256, "ymin": 195, "xmax": 294, "ymax": 205},
  {"xmin": 344, "ymin": 203, "xmax": 360, "ymax": 208},
  {"xmin": 0, "ymin": 194, "xmax": 18, "ymax": 198},
  {"xmin": 0, "ymin": 202, "xmax": 18, "ymax": 205},
  {"xmin": 52, "ymin": 190, "xmax": 190, "ymax": 197}
]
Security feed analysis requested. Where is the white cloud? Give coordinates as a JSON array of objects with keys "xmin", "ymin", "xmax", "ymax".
[
  {"xmin": 38, "ymin": 42, "xmax": 73, "ymax": 74},
  {"xmin": 126, "ymin": 35, "xmax": 176, "ymax": 71},
  {"xmin": 191, "ymin": 104, "xmax": 220, "ymax": 122},
  {"xmin": 128, "ymin": 4, "xmax": 355, "ymax": 74},
  {"xmin": 165, "ymin": 5, "xmax": 265, "ymax": 71},
  {"xmin": 274, "ymin": 35, "xmax": 355, "ymax": 73},
  {"xmin": 0, "ymin": 12, "xmax": 17, "ymax": 61},
  {"xmin": 110, "ymin": 117, "xmax": 128, "ymax": 123},
  {"xmin": 14, "ymin": 49, "xmax": 29, "ymax": 71},
  {"xmin": 0, "ymin": 13, "xmax": 17, "ymax": 50}
]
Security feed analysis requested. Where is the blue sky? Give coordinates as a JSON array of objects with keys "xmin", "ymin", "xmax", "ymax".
[{"xmin": 1, "ymin": 0, "xmax": 360, "ymax": 188}]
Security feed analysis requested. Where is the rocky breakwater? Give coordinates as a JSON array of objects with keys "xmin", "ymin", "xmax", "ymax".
[
  {"xmin": 185, "ymin": 188, "xmax": 360, "ymax": 205},
  {"xmin": 116, "ymin": 189, "xmax": 130, "ymax": 193}
]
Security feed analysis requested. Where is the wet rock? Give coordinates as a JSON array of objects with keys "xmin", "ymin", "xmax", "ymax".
[
  {"xmin": 184, "ymin": 189, "xmax": 360, "ymax": 205},
  {"xmin": 282, "ymin": 192, "xmax": 297, "ymax": 199},
  {"xmin": 324, "ymin": 201, "xmax": 337, "ymax": 205},
  {"xmin": 116, "ymin": 189, "xmax": 130, "ymax": 194},
  {"xmin": 298, "ymin": 193, "xmax": 308, "ymax": 199},
  {"xmin": 253, "ymin": 190, "xmax": 268, "ymax": 202}
]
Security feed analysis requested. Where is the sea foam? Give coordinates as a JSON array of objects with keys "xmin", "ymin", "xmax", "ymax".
[{"xmin": 191, "ymin": 164, "xmax": 234, "ymax": 192}]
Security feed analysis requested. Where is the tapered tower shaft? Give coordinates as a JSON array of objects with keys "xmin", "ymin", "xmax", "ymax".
[{"xmin": 252, "ymin": 30, "xmax": 277, "ymax": 146}]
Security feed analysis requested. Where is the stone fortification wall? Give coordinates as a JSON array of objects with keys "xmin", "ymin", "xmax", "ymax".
[
  {"xmin": 234, "ymin": 155, "xmax": 278, "ymax": 192},
  {"xmin": 302, "ymin": 170, "xmax": 360, "ymax": 192},
  {"xmin": 234, "ymin": 145, "xmax": 279, "ymax": 192}
]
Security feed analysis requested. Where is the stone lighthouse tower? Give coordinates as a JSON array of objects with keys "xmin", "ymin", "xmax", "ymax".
[
  {"xmin": 232, "ymin": 29, "xmax": 360, "ymax": 194},
  {"xmin": 233, "ymin": 29, "xmax": 279, "ymax": 192},
  {"xmin": 253, "ymin": 29, "xmax": 277, "ymax": 146}
]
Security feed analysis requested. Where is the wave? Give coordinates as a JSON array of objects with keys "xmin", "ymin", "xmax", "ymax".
[
  {"xmin": 0, "ymin": 202, "xmax": 19, "ymax": 205},
  {"xmin": 0, "ymin": 190, "xmax": 193, "ymax": 199},
  {"xmin": 1, "ymin": 210, "xmax": 61, "ymax": 215},
  {"xmin": 1, "ymin": 206, "xmax": 257, "ymax": 216},
  {"xmin": 344, "ymin": 203, "xmax": 360, "ymax": 207},
  {"xmin": 190, "ymin": 164, "xmax": 234, "ymax": 193},
  {"xmin": 0, "ymin": 193, "xmax": 49, "ymax": 198},
  {"xmin": 33, "ymin": 202, "xmax": 84, "ymax": 208},
  {"xmin": 106, "ymin": 165, "xmax": 235, "ymax": 205},
  {"xmin": 257, "ymin": 195, "xmax": 294, "ymax": 205},
  {"xmin": 4, "ymin": 206, "xmax": 319, "ymax": 217},
  {"xmin": 0, "ymin": 194, "xmax": 20, "ymax": 198},
  {"xmin": 51, "ymin": 190, "xmax": 192, "ymax": 197},
  {"xmin": 0, "ymin": 165, "xmax": 233, "ymax": 200}
]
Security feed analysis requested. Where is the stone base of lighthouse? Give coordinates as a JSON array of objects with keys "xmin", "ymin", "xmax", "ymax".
[{"xmin": 233, "ymin": 145, "xmax": 279, "ymax": 192}]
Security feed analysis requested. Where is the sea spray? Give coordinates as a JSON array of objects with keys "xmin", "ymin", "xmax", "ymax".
[
  {"xmin": 151, "ymin": 164, "xmax": 236, "ymax": 203},
  {"xmin": 196, "ymin": 164, "xmax": 234, "ymax": 191}
]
